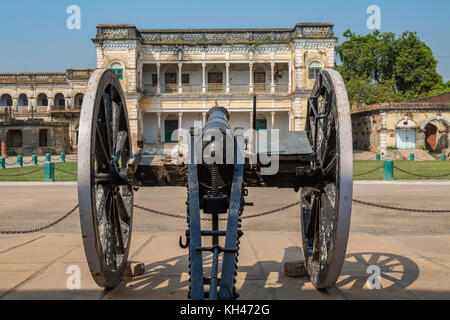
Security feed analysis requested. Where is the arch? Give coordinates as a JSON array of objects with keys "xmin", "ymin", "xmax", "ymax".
[
  {"xmin": 17, "ymin": 93, "xmax": 28, "ymax": 107},
  {"xmin": 307, "ymin": 60, "xmax": 323, "ymax": 80},
  {"xmin": 54, "ymin": 93, "xmax": 65, "ymax": 110},
  {"xmin": 395, "ymin": 119, "xmax": 417, "ymax": 129},
  {"xmin": 420, "ymin": 116, "xmax": 450, "ymax": 129},
  {"xmin": 74, "ymin": 93, "xmax": 84, "ymax": 109},
  {"xmin": 424, "ymin": 123, "xmax": 438, "ymax": 152},
  {"xmin": 110, "ymin": 61, "xmax": 124, "ymax": 80},
  {"xmin": 0, "ymin": 93, "xmax": 13, "ymax": 107},
  {"xmin": 37, "ymin": 93, "xmax": 48, "ymax": 106}
]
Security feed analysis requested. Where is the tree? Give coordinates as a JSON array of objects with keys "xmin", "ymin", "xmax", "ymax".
[{"xmin": 336, "ymin": 29, "xmax": 444, "ymax": 105}]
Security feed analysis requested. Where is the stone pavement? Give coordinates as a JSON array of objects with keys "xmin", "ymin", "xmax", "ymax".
[{"xmin": 0, "ymin": 182, "xmax": 449, "ymax": 300}]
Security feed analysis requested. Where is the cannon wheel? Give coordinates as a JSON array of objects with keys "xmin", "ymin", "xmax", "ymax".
[
  {"xmin": 300, "ymin": 69, "xmax": 353, "ymax": 290},
  {"xmin": 77, "ymin": 69, "xmax": 134, "ymax": 288}
]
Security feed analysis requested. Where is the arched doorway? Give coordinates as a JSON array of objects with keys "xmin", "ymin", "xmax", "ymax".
[
  {"xmin": 74, "ymin": 93, "xmax": 84, "ymax": 109},
  {"xmin": 424, "ymin": 123, "xmax": 437, "ymax": 152},
  {"xmin": 395, "ymin": 119, "xmax": 417, "ymax": 150},
  {"xmin": 0, "ymin": 94, "xmax": 12, "ymax": 107}
]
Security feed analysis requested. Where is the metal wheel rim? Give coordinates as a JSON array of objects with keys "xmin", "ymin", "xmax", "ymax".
[
  {"xmin": 77, "ymin": 69, "xmax": 134, "ymax": 288},
  {"xmin": 300, "ymin": 69, "xmax": 353, "ymax": 289}
]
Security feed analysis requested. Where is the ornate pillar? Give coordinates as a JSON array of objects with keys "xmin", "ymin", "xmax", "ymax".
[
  {"xmin": 156, "ymin": 63, "xmax": 161, "ymax": 94},
  {"xmin": 178, "ymin": 112, "xmax": 183, "ymax": 142},
  {"xmin": 288, "ymin": 62, "xmax": 292, "ymax": 93},
  {"xmin": 139, "ymin": 62, "xmax": 144, "ymax": 92},
  {"xmin": 271, "ymin": 111, "xmax": 275, "ymax": 130},
  {"xmin": 270, "ymin": 62, "xmax": 275, "ymax": 94},
  {"xmin": 48, "ymin": 98, "xmax": 54, "ymax": 112},
  {"xmin": 249, "ymin": 62, "xmax": 254, "ymax": 93},
  {"xmin": 225, "ymin": 62, "xmax": 230, "ymax": 93},
  {"xmin": 202, "ymin": 62, "xmax": 206, "ymax": 93},
  {"xmin": 178, "ymin": 62, "xmax": 183, "ymax": 94},
  {"xmin": 157, "ymin": 112, "xmax": 162, "ymax": 143},
  {"xmin": 202, "ymin": 112, "xmax": 207, "ymax": 126}
]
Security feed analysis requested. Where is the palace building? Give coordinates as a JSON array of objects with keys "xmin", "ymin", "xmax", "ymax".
[
  {"xmin": 0, "ymin": 22, "xmax": 337, "ymax": 154},
  {"xmin": 93, "ymin": 23, "xmax": 337, "ymax": 152}
]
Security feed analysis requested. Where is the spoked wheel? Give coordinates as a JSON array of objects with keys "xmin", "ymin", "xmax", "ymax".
[
  {"xmin": 78, "ymin": 69, "xmax": 134, "ymax": 288},
  {"xmin": 300, "ymin": 69, "xmax": 353, "ymax": 290}
]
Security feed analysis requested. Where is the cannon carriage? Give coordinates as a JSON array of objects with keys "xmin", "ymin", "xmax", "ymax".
[{"xmin": 77, "ymin": 68, "xmax": 353, "ymax": 299}]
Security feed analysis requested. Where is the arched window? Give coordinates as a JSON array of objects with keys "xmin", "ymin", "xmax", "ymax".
[
  {"xmin": 0, "ymin": 94, "xmax": 12, "ymax": 107},
  {"xmin": 54, "ymin": 93, "xmax": 65, "ymax": 110},
  {"xmin": 308, "ymin": 61, "xmax": 322, "ymax": 80},
  {"xmin": 74, "ymin": 93, "xmax": 84, "ymax": 109},
  {"xmin": 37, "ymin": 93, "xmax": 48, "ymax": 106},
  {"xmin": 110, "ymin": 62, "xmax": 124, "ymax": 80},
  {"xmin": 18, "ymin": 94, "xmax": 28, "ymax": 107}
]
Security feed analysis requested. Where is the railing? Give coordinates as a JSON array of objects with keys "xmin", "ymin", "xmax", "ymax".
[
  {"xmin": 274, "ymin": 83, "xmax": 289, "ymax": 92},
  {"xmin": 230, "ymin": 84, "xmax": 250, "ymax": 93},
  {"xmin": 162, "ymin": 84, "xmax": 178, "ymax": 93},
  {"xmin": 208, "ymin": 83, "xmax": 225, "ymax": 93},
  {"xmin": 253, "ymin": 83, "xmax": 271, "ymax": 93},
  {"xmin": 182, "ymin": 84, "xmax": 203, "ymax": 93},
  {"xmin": 143, "ymin": 85, "xmax": 158, "ymax": 94}
]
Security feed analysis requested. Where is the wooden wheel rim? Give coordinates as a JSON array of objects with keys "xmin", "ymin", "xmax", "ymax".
[
  {"xmin": 77, "ymin": 69, "xmax": 134, "ymax": 288},
  {"xmin": 300, "ymin": 69, "xmax": 353, "ymax": 289}
]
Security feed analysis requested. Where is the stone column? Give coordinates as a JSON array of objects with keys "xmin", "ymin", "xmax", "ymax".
[
  {"xmin": 48, "ymin": 98, "xmax": 54, "ymax": 112},
  {"xmin": 178, "ymin": 112, "xmax": 183, "ymax": 142},
  {"xmin": 288, "ymin": 62, "xmax": 292, "ymax": 93},
  {"xmin": 202, "ymin": 63, "xmax": 206, "ymax": 93},
  {"xmin": 178, "ymin": 63, "xmax": 183, "ymax": 94},
  {"xmin": 139, "ymin": 62, "xmax": 144, "ymax": 92},
  {"xmin": 156, "ymin": 63, "xmax": 161, "ymax": 94},
  {"xmin": 202, "ymin": 112, "xmax": 207, "ymax": 126},
  {"xmin": 249, "ymin": 62, "xmax": 254, "ymax": 93},
  {"xmin": 270, "ymin": 62, "xmax": 275, "ymax": 94},
  {"xmin": 225, "ymin": 62, "xmax": 230, "ymax": 93},
  {"xmin": 157, "ymin": 112, "xmax": 162, "ymax": 143},
  {"xmin": 271, "ymin": 111, "xmax": 275, "ymax": 130}
]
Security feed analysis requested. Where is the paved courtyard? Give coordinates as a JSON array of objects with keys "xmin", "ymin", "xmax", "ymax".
[{"xmin": 0, "ymin": 181, "xmax": 449, "ymax": 299}]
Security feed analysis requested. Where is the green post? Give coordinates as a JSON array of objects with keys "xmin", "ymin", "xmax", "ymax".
[
  {"xmin": 60, "ymin": 152, "xmax": 66, "ymax": 162},
  {"xmin": 17, "ymin": 155, "xmax": 23, "ymax": 167},
  {"xmin": 44, "ymin": 161, "xmax": 55, "ymax": 182},
  {"xmin": 442, "ymin": 154, "xmax": 447, "ymax": 160},
  {"xmin": 409, "ymin": 153, "xmax": 414, "ymax": 161},
  {"xmin": 376, "ymin": 154, "xmax": 381, "ymax": 160},
  {"xmin": 0, "ymin": 158, "xmax": 5, "ymax": 169},
  {"xmin": 32, "ymin": 155, "xmax": 37, "ymax": 165},
  {"xmin": 45, "ymin": 153, "xmax": 51, "ymax": 162},
  {"xmin": 383, "ymin": 160, "xmax": 394, "ymax": 181}
]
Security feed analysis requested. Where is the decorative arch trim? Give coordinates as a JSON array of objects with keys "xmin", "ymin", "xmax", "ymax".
[{"xmin": 420, "ymin": 116, "xmax": 450, "ymax": 129}]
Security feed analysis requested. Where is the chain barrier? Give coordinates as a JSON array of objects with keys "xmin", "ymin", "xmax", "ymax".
[
  {"xmin": 352, "ymin": 199, "xmax": 450, "ymax": 213},
  {"xmin": 393, "ymin": 165, "xmax": 450, "ymax": 178},
  {"xmin": 0, "ymin": 167, "xmax": 44, "ymax": 177},
  {"xmin": 0, "ymin": 204, "xmax": 79, "ymax": 235},
  {"xmin": 54, "ymin": 167, "xmax": 77, "ymax": 176},
  {"xmin": 5, "ymin": 160, "xmax": 17, "ymax": 166},
  {"xmin": 1, "ymin": 197, "xmax": 448, "ymax": 235},
  {"xmin": 353, "ymin": 165, "xmax": 383, "ymax": 177}
]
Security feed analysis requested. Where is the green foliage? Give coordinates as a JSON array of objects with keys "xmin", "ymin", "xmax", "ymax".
[{"xmin": 336, "ymin": 30, "xmax": 445, "ymax": 105}]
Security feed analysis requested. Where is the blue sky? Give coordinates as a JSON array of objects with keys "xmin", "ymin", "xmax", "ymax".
[{"xmin": 0, "ymin": 0, "xmax": 449, "ymax": 81}]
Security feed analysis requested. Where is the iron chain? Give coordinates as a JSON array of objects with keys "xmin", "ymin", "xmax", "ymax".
[
  {"xmin": 0, "ymin": 167, "xmax": 44, "ymax": 177},
  {"xmin": 353, "ymin": 165, "xmax": 383, "ymax": 177},
  {"xmin": 352, "ymin": 199, "xmax": 450, "ymax": 213},
  {"xmin": 0, "ymin": 204, "xmax": 79, "ymax": 235},
  {"xmin": 54, "ymin": 167, "xmax": 77, "ymax": 176},
  {"xmin": 393, "ymin": 165, "xmax": 450, "ymax": 178}
]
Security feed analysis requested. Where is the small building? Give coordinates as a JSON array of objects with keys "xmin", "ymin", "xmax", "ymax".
[
  {"xmin": 0, "ymin": 120, "xmax": 69, "ymax": 156},
  {"xmin": 351, "ymin": 93, "xmax": 450, "ymax": 155}
]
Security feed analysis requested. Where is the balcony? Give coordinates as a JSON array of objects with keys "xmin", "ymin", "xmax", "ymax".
[
  {"xmin": 207, "ymin": 84, "xmax": 225, "ymax": 93},
  {"xmin": 230, "ymin": 84, "xmax": 249, "ymax": 93},
  {"xmin": 182, "ymin": 84, "xmax": 203, "ymax": 93}
]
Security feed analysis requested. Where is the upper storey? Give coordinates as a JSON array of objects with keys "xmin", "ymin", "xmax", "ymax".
[{"xmin": 93, "ymin": 23, "xmax": 335, "ymax": 44}]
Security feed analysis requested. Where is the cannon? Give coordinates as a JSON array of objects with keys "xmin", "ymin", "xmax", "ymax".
[{"xmin": 77, "ymin": 68, "xmax": 353, "ymax": 299}]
